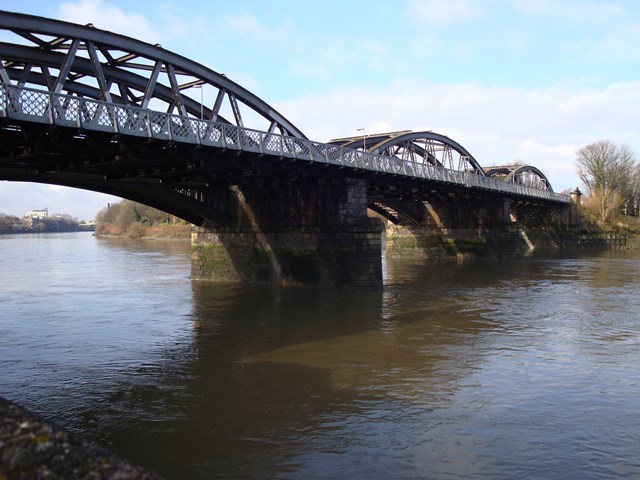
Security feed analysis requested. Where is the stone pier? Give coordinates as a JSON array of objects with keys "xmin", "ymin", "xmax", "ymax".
[{"xmin": 192, "ymin": 178, "xmax": 384, "ymax": 287}]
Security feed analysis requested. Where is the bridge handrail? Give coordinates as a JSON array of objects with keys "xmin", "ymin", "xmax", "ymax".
[{"xmin": 0, "ymin": 84, "xmax": 570, "ymax": 204}]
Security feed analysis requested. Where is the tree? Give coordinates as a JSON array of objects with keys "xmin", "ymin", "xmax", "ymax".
[
  {"xmin": 0, "ymin": 213, "xmax": 20, "ymax": 233},
  {"xmin": 576, "ymin": 140, "xmax": 637, "ymax": 224},
  {"xmin": 94, "ymin": 199, "xmax": 186, "ymax": 237}
]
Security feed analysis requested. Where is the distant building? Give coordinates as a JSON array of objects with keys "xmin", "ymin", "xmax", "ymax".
[
  {"xmin": 25, "ymin": 208, "xmax": 48, "ymax": 219},
  {"xmin": 1, "ymin": 209, "xmax": 84, "ymax": 234}
]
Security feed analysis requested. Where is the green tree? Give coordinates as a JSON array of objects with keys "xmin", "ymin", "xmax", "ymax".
[
  {"xmin": 95, "ymin": 199, "xmax": 183, "ymax": 237},
  {"xmin": 0, "ymin": 213, "xmax": 20, "ymax": 233},
  {"xmin": 576, "ymin": 140, "xmax": 637, "ymax": 224}
]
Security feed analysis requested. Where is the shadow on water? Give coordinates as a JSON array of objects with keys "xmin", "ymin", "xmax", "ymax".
[{"xmin": 80, "ymin": 254, "xmax": 576, "ymax": 479}]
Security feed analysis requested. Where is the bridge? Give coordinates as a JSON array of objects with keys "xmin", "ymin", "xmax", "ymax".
[{"xmin": 0, "ymin": 11, "xmax": 572, "ymax": 287}]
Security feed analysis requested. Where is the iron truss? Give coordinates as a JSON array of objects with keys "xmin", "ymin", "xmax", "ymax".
[
  {"xmin": 0, "ymin": 10, "xmax": 305, "ymax": 137},
  {"xmin": 331, "ymin": 130, "xmax": 557, "ymax": 192},
  {"xmin": 484, "ymin": 165, "xmax": 552, "ymax": 191},
  {"xmin": 331, "ymin": 130, "xmax": 485, "ymax": 175}
]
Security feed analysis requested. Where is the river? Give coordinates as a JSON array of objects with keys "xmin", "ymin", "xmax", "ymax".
[{"xmin": 1, "ymin": 232, "xmax": 639, "ymax": 479}]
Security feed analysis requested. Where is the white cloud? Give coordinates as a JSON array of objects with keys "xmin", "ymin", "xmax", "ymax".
[
  {"xmin": 511, "ymin": 0, "xmax": 550, "ymax": 15},
  {"xmin": 406, "ymin": 0, "xmax": 481, "ymax": 27},
  {"xmin": 222, "ymin": 12, "xmax": 294, "ymax": 42},
  {"xmin": 56, "ymin": 0, "xmax": 162, "ymax": 43},
  {"xmin": 590, "ymin": 23, "xmax": 640, "ymax": 62},
  {"xmin": 511, "ymin": 0, "xmax": 623, "ymax": 19},
  {"xmin": 291, "ymin": 35, "xmax": 390, "ymax": 83},
  {"xmin": 560, "ymin": 2, "xmax": 623, "ymax": 20},
  {"xmin": 223, "ymin": 12, "xmax": 270, "ymax": 38}
]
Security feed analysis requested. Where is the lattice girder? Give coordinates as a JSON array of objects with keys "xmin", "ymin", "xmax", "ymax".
[
  {"xmin": 484, "ymin": 165, "xmax": 552, "ymax": 191},
  {"xmin": 330, "ymin": 130, "xmax": 486, "ymax": 176},
  {"xmin": 0, "ymin": 10, "xmax": 306, "ymax": 137}
]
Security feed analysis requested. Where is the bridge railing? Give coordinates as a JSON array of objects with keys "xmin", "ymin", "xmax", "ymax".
[{"xmin": 0, "ymin": 84, "xmax": 570, "ymax": 204}]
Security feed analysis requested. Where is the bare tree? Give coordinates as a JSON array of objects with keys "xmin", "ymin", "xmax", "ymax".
[
  {"xmin": 626, "ymin": 164, "xmax": 640, "ymax": 217},
  {"xmin": 576, "ymin": 140, "xmax": 637, "ymax": 223}
]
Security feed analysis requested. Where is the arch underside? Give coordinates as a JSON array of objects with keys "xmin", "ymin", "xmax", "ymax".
[
  {"xmin": 368, "ymin": 199, "xmax": 423, "ymax": 227},
  {"xmin": 0, "ymin": 166, "xmax": 230, "ymax": 226}
]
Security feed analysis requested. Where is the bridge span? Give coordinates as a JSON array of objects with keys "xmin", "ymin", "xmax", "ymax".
[{"xmin": 0, "ymin": 11, "xmax": 573, "ymax": 287}]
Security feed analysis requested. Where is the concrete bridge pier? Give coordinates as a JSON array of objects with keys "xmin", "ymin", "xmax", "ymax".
[{"xmin": 191, "ymin": 177, "xmax": 384, "ymax": 287}]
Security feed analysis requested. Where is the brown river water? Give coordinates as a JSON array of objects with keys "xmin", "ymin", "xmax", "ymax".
[{"xmin": 1, "ymin": 232, "xmax": 639, "ymax": 479}]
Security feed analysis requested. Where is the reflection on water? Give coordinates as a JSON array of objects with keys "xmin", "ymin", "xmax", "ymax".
[{"xmin": 1, "ymin": 233, "xmax": 640, "ymax": 479}]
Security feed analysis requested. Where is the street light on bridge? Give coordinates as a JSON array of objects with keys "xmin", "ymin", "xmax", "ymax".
[
  {"xmin": 194, "ymin": 84, "xmax": 204, "ymax": 119},
  {"xmin": 357, "ymin": 127, "xmax": 367, "ymax": 152}
]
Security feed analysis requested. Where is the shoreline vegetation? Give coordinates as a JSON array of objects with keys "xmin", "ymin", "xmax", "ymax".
[
  {"xmin": 94, "ymin": 199, "xmax": 191, "ymax": 241},
  {"xmin": 94, "ymin": 197, "xmax": 640, "ymax": 243},
  {"xmin": 0, "ymin": 212, "xmax": 92, "ymax": 234}
]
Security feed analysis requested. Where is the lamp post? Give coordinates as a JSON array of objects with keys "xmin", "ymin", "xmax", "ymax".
[
  {"xmin": 194, "ymin": 84, "xmax": 204, "ymax": 119},
  {"xmin": 357, "ymin": 127, "xmax": 366, "ymax": 152}
]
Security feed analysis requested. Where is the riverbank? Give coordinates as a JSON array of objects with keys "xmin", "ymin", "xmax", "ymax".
[
  {"xmin": 384, "ymin": 223, "xmax": 639, "ymax": 259},
  {"xmin": 95, "ymin": 222, "xmax": 192, "ymax": 241}
]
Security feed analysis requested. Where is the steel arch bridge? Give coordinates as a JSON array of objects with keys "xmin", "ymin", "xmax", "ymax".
[{"xmin": 0, "ymin": 10, "xmax": 569, "ymax": 227}]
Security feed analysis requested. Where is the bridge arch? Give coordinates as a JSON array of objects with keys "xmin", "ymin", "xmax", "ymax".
[
  {"xmin": 0, "ymin": 11, "xmax": 306, "ymax": 137},
  {"xmin": 331, "ymin": 130, "xmax": 485, "ymax": 176},
  {"xmin": 484, "ymin": 164, "xmax": 553, "ymax": 191},
  {"xmin": 331, "ymin": 130, "xmax": 488, "ymax": 226}
]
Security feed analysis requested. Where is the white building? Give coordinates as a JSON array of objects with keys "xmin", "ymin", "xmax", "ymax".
[{"xmin": 25, "ymin": 208, "xmax": 48, "ymax": 219}]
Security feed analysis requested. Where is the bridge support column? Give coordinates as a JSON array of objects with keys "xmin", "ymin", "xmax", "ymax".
[
  {"xmin": 191, "ymin": 178, "xmax": 384, "ymax": 287},
  {"xmin": 384, "ymin": 196, "xmax": 526, "ymax": 259},
  {"xmin": 422, "ymin": 195, "xmax": 513, "ymax": 233}
]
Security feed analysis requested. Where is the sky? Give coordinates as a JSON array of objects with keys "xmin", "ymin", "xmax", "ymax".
[{"xmin": 1, "ymin": 0, "xmax": 639, "ymax": 220}]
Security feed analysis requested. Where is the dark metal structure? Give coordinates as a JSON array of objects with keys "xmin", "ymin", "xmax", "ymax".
[
  {"xmin": 331, "ymin": 130, "xmax": 485, "ymax": 175},
  {"xmin": 0, "ymin": 11, "xmax": 570, "ymax": 227},
  {"xmin": 0, "ymin": 11, "xmax": 304, "ymax": 136},
  {"xmin": 484, "ymin": 165, "xmax": 551, "ymax": 191}
]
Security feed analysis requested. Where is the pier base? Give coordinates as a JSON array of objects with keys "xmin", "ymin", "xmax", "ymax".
[
  {"xmin": 192, "ymin": 220, "xmax": 384, "ymax": 287},
  {"xmin": 192, "ymin": 177, "xmax": 384, "ymax": 287}
]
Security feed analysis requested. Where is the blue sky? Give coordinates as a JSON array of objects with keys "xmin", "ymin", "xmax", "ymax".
[{"xmin": 1, "ymin": 0, "xmax": 639, "ymax": 220}]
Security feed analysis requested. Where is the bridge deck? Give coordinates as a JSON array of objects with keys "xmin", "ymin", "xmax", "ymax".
[{"xmin": 0, "ymin": 84, "xmax": 570, "ymax": 205}]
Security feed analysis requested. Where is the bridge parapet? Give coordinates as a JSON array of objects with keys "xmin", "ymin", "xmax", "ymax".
[{"xmin": 0, "ymin": 83, "xmax": 570, "ymax": 205}]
